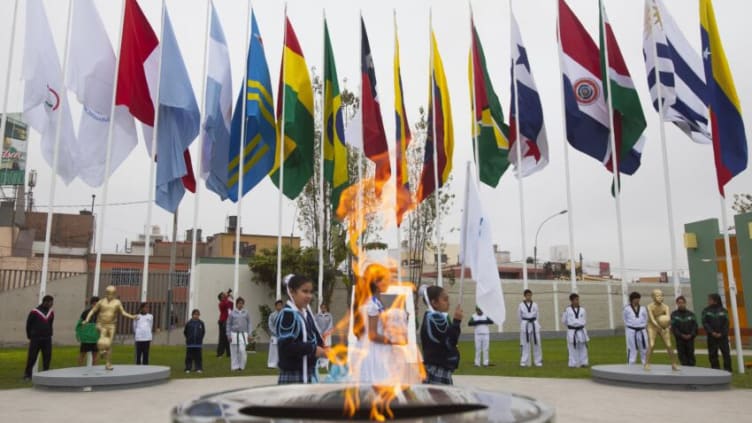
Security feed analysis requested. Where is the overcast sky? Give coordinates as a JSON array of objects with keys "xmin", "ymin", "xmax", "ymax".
[{"xmin": 1, "ymin": 0, "xmax": 751, "ymax": 280}]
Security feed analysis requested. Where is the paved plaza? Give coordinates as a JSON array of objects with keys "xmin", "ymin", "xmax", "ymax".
[{"xmin": 1, "ymin": 375, "xmax": 749, "ymax": 422}]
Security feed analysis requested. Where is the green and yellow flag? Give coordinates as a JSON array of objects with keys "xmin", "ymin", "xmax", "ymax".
[
  {"xmin": 323, "ymin": 20, "xmax": 349, "ymax": 213},
  {"xmin": 270, "ymin": 17, "xmax": 314, "ymax": 199}
]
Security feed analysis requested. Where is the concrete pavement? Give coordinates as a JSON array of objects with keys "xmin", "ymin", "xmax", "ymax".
[{"xmin": 1, "ymin": 375, "xmax": 749, "ymax": 422}]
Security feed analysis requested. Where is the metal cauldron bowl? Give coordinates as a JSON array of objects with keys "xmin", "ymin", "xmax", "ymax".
[{"xmin": 172, "ymin": 383, "xmax": 555, "ymax": 422}]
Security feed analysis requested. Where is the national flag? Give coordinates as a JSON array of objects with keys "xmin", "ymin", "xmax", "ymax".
[
  {"xmin": 417, "ymin": 31, "xmax": 453, "ymax": 203},
  {"xmin": 323, "ymin": 20, "xmax": 350, "ymax": 213},
  {"xmin": 599, "ymin": 0, "xmax": 647, "ymax": 176},
  {"xmin": 227, "ymin": 12, "xmax": 277, "ymax": 202},
  {"xmin": 700, "ymin": 0, "xmax": 748, "ymax": 195},
  {"xmin": 270, "ymin": 17, "xmax": 314, "ymax": 200},
  {"xmin": 643, "ymin": 0, "xmax": 710, "ymax": 144},
  {"xmin": 154, "ymin": 9, "xmax": 200, "ymax": 213},
  {"xmin": 361, "ymin": 18, "xmax": 391, "ymax": 185},
  {"xmin": 22, "ymin": 0, "xmax": 79, "ymax": 184},
  {"xmin": 67, "ymin": 0, "xmax": 138, "ymax": 188},
  {"xmin": 394, "ymin": 17, "xmax": 411, "ymax": 226},
  {"xmin": 510, "ymin": 14, "xmax": 549, "ymax": 177},
  {"xmin": 558, "ymin": 0, "xmax": 610, "ymax": 169},
  {"xmin": 115, "ymin": 0, "xmax": 195, "ymax": 201},
  {"xmin": 470, "ymin": 20, "xmax": 509, "ymax": 187},
  {"xmin": 202, "ymin": 1, "xmax": 233, "ymax": 200},
  {"xmin": 459, "ymin": 162, "xmax": 505, "ymax": 326}
]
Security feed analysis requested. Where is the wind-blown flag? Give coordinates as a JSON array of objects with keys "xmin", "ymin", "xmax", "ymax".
[
  {"xmin": 22, "ymin": 0, "xmax": 78, "ymax": 184},
  {"xmin": 361, "ymin": 18, "xmax": 391, "ymax": 185},
  {"xmin": 459, "ymin": 162, "xmax": 505, "ymax": 326},
  {"xmin": 154, "ymin": 9, "xmax": 200, "ymax": 213},
  {"xmin": 115, "ymin": 0, "xmax": 195, "ymax": 196},
  {"xmin": 271, "ymin": 17, "xmax": 314, "ymax": 200},
  {"xmin": 470, "ymin": 20, "xmax": 509, "ymax": 187},
  {"xmin": 227, "ymin": 12, "xmax": 277, "ymax": 202},
  {"xmin": 643, "ymin": 0, "xmax": 710, "ymax": 144},
  {"xmin": 418, "ymin": 31, "xmax": 453, "ymax": 204},
  {"xmin": 323, "ymin": 20, "xmax": 349, "ymax": 213},
  {"xmin": 510, "ymin": 14, "xmax": 549, "ymax": 177},
  {"xmin": 700, "ymin": 0, "xmax": 748, "ymax": 195},
  {"xmin": 599, "ymin": 0, "xmax": 647, "ymax": 176},
  {"xmin": 394, "ymin": 18, "xmax": 411, "ymax": 226},
  {"xmin": 202, "ymin": 1, "xmax": 232, "ymax": 200},
  {"xmin": 558, "ymin": 0, "xmax": 610, "ymax": 169},
  {"xmin": 67, "ymin": 0, "xmax": 137, "ymax": 188}
]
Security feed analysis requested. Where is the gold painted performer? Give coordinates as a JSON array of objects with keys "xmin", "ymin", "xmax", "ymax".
[
  {"xmin": 84, "ymin": 285, "xmax": 139, "ymax": 370},
  {"xmin": 644, "ymin": 289, "xmax": 679, "ymax": 370}
]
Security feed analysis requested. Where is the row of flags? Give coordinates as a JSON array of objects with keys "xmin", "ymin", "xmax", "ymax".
[{"xmin": 19, "ymin": 0, "xmax": 748, "ymax": 221}]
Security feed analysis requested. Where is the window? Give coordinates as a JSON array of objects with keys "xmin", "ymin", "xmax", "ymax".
[{"xmin": 111, "ymin": 268, "xmax": 141, "ymax": 286}]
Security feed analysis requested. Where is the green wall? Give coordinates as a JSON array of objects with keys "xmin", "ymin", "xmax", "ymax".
[
  {"xmin": 685, "ymin": 219, "xmax": 720, "ymax": 313},
  {"xmin": 734, "ymin": 212, "xmax": 752, "ymax": 327}
]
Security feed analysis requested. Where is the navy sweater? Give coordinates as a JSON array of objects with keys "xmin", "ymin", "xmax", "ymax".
[
  {"xmin": 276, "ymin": 305, "xmax": 323, "ymax": 371},
  {"xmin": 184, "ymin": 319, "xmax": 205, "ymax": 347},
  {"xmin": 420, "ymin": 311, "xmax": 461, "ymax": 370}
]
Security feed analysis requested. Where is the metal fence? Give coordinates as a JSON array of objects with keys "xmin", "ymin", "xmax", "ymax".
[
  {"xmin": 85, "ymin": 270, "xmax": 189, "ymax": 337},
  {"xmin": 0, "ymin": 269, "xmax": 85, "ymax": 292}
]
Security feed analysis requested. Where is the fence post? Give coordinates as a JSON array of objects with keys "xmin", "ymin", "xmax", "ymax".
[
  {"xmin": 607, "ymin": 283, "xmax": 615, "ymax": 330},
  {"xmin": 552, "ymin": 281, "xmax": 560, "ymax": 331}
]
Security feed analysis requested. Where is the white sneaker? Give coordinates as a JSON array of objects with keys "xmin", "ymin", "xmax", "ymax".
[
  {"xmin": 185, "ymin": 370, "xmax": 190, "ymax": 374},
  {"xmin": 196, "ymin": 370, "xmax": 203, "ymax": 373}
]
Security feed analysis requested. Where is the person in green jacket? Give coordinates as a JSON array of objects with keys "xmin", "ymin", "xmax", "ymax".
[{"xmin": 76, "ymin": 296, "xmax": 100, "ymax": 366}]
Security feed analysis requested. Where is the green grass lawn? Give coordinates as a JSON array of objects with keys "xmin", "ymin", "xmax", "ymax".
[{"xmin": 1, "ymin": 336, "xmax": 750, "ymax": 390}]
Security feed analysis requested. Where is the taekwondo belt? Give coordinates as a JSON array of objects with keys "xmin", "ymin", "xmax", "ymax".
[
  {"xmin": 523, "ymin": 318, "xmax": 537, "ymax": 344},
  {"xmin": 567, "ymin": 325, "xmax": 585, "ymax": 348},
  {"xmin": 627, "ymin": 326, "xmax": 647, "ymax": 349}
]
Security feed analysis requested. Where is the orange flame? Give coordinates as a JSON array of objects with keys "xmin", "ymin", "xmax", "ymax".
[{"xmin": 329, "ymin": 174, "xmax": 424, "ymax": 420}]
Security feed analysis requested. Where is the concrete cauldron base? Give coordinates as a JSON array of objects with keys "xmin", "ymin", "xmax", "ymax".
[{"xmin": 172, "ymin": 383, "xmax": 554, "ymax": 422}]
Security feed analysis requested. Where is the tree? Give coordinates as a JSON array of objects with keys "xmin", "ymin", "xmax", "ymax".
[
  {"xmin": 402, "ymin": 107, "xmax": 456, "ymax": 286},
  {"xmin": 248, "ymin": 245, "xmax": 339, "ymax": 303},
  {"xmin": 732, "ymin": 193, "xmax": 752, "ymax": 214}
]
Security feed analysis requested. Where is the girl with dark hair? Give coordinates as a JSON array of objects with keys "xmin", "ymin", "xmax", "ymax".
[
  {"xmin": 227, "ymin": 297, "xmax": 251, "ymax": 371},
  {"xmin": 419, "ymin": 285, "xmax": 463, "ymax": 385},
  {"xmin": 276, "ymin": 274, "xmax": 327, "ymax": 384}
]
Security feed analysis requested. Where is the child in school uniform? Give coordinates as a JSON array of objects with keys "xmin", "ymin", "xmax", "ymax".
[
  {"xmin": 133, "ymin": 302, "xmax": 153, "ymax": 365},
  {"xmin": 184, "ymin": 309, "xmax": 205, "ymax": 373},
  {"xmin": 468, "ymin": 307, "xmax": 494, "ymax": 367},
  {"xmin": 419, "ymin": 285, "xmax": 463, "ymax": 385},
  {"xmin": 226, "ymin": 297, "xmax": 252, "ymax": 371},
  {"xmin": 276, "ymin": 274, "xmax": 328, "ymax": 384}
]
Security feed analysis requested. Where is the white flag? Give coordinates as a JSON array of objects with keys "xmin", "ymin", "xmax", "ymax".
[
  {"xmin": 459, "ymin": 162, "xmax": 505, "ymax": 326},
  {"xmin": 67, "ymin": 0, "xmax": 137, "ymax": 187},
  {"xmin": 22, "ymin": 0, "xmax": 79, "ymax": 184}
]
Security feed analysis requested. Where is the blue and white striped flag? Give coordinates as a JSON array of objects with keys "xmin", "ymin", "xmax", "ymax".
[{"xmin": 643, "ymin": 0, "xmax": 710, "ymax": 144}]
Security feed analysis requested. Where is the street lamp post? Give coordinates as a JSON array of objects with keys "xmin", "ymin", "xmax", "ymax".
[{"xmin": 533, "ymin": 210, "xmax": 568, "ymax": 277}]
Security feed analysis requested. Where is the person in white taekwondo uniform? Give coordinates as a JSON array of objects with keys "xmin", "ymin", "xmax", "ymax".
[
  {"xmin": 468, "ymin": 307, "xmax": 494, "ymax": 367},
  {"xmin": 561, "ymin": 293, "xmax": 589, "ymax": 368},
  {"xmin": 518, "ymin": 289, "xmax": 542, "ymax": 367},
  {"xmin": 623, "ymin": 291, "xmax": 648, "ymax": 366}
]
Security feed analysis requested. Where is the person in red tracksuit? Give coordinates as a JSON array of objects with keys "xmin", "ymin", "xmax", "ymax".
[{"xmin": 216, "ymin": 290, "xmax": 233, "ymax": 357}]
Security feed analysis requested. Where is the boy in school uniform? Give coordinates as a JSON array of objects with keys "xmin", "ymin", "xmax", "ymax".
[
  {"xmin": 561, "ymin": 293, "xmax": 589, "ymax": 368},
  {"xmin": 518, "ymin": 289, "xmax": 542, "ymax": 367},
  {"xmin": 184, "ymin": 309, "xmax": 205, "ymax": 373}
]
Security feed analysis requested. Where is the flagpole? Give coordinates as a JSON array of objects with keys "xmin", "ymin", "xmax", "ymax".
[
  {"xmin": 429, "ymin": 9, "xmax": 443, "ymax": 288},
  {"xmin": 394, "ymin": 9, "xmax": 403, "ymax": 285},
  {"xmin": 317, "ymin": 10, "xmax": 326, "ymax": 310},
  {"xmin": 39, "ymin": 0, "xmax": 75, "ymax": 302},
  {"xmin": 357, "ymin": 12, "xmax": 364, "ymax": 279},
  {"xmin": 556, "ymin": 3, "xmax": 578, "ymax": 294},
  {"xmin": 92, "ymin": 0, "xmax": 128, "ymax": 298},
  {"xmin": 188, "ymin": 0, "xmax": 214, "ymax": 317},
  {"xmin": 599, "ymin": 0, "xmax": 627, "ymax": 306},
  {"xmin": 649, "ymin": 15, "xmax": 681, "ymax": 299},
  {"xmin": 458, "ymin": 161, "xmax": 472, "ymax": 305},
  {"xmin": 510, "ymin": 3, "xmax": 530, "ymax": 291},
  {"xmin": 141, "ymin": 0, "xmax": 168, "ymax": 303},
  {"xmin": 719, "ymin": 196, "xmax": 745, "ymax": 374},
  {"xmin": 276, "ymin": 3, "xmax": 288, "ymax": 301},
  {"xmin": 468, "ymin": 3, "xmax": 480, "ymax": 183},
  {"xmin": 0, "ymin": 0, "xmax": 19, "ymax": 191}
]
